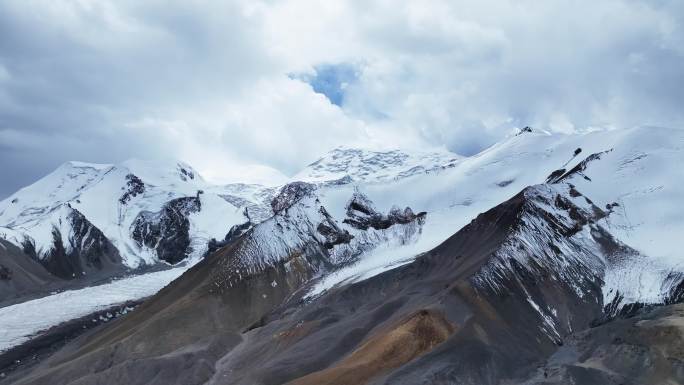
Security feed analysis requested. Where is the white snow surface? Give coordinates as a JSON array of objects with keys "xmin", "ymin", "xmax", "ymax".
[
  {"xmin": 0, "ymin": 267, "xmax": 187, "ymax": 352},
  {"xmin": 0, "ymin": 125, "xmax": 682, "ymax": 315},
  {"xmin": 307, "ymin": 240, "xmax": 428, "ymax": 298},
  {"xmin": 294, "ymin": 147, "xmax": 461, "ymax": 184},
  {"xmin": 307, "ymin": 126, "xmax": 684, "ymax": 301},
  {"xmin": 0, "ymin": 159, "xmax": 274, "ymax": 267}
]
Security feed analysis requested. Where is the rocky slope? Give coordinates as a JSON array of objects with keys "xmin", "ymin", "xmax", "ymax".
[
  {"xmin": 3, "ymin": 177, "xmax": 429, "ymax": 384},
  {"xmin": 1, "ymin": 126, "xmax": 683, "ymax": 384},
  {"xmin": 293, "ymin": 147, "xmax": 461, "ymax": 184},
  {"xmin": 0, "ymin": 159, "xmax": 264, "ymax": 268},
  {"xmin": 7, "ymin": 174, "xmax": 684, "ymax": 385},
  {"xmin": 522, "ymin": 302, "xmax": 684, "ymax": 385},
  {"xmin": 0, "ymin": 239, "xmax": 58, "ymax": 301}
]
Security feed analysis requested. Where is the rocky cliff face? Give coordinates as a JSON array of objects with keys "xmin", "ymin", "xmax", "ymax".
[
  {"xmin": 270, "ymin": 182, "xmax": 316, "ymax": 214},
  {"xmin": 130, "ymin": 196, "xmax": 202, "ymax": 265},
  {"xmin": 19, "ymin": 206, "xmax": 123, "ymax": 280},
  {"xmin": 0, "ymin": 159, "xmax": 276, "ymax": 282},
  {"xmin": 343, "ymin": 191, "xmax": 426, "ymax": 231},
  {"xmin": 210, "ymin": 188, "xmax": 427, "ymax": 291}
]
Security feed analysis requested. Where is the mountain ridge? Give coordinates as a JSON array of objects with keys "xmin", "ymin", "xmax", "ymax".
[
  {"xmin": 1, "ymin": 126, "xmax": 684, "ymax": 384},
  {"xmin": 0, "ymin": 147, "xmax": 454, "ymax": 302},
  {"xmin": 8, "ymin": 177, "xmax": 673, "ymax": 385}
]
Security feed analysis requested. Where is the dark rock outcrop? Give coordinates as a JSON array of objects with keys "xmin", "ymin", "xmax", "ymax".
[
  {"xmin": 131, "ymin": 196, "xmax": 201, "ymax": 264},
  {"xmin": 546, "ymin": 150, "xmax": 612, "ymax": 184},
  {"xmin": 343, "ymin": 192, "xmax": 426, "ymax": 231},
  {"xmin": 271, "ymin": 182, "xmax": 316, "ymax": 214},
  {"xmin": 119, "ymin": 174, "xmax": 145, "ymax": 204},
  {"xmin": 22, "ymin": 208, "xmax": 123, "ymax": 280},
  {"xmin": 177, "ymin": 164, "xmax": 195, "ymax": 181},
  {"xmin": 517, "ymin": 126, "xmax": 533, "ymax": 135},
  {"xmin": 206, "ymin": 220, "xmax": 253, "ymax": 256},
  {"xmin": 0, "ymin": 263, "xmax": 11, "ymax": 280},
  {"xmin": 316, "ymin": 207, "xmax": 353, "ymax": 249},
  {"xmin": 664, "ymin": 272, "xmax": 684, "ymax": 305}
]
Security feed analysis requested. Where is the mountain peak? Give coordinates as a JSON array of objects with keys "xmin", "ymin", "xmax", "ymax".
[
  {"xmin": 119, "ymin": 158, "xmax": 205, "ymax": 185},
  {"xmin": 294, "ymin": 147, "xmax": 462, "ymax": 184}
]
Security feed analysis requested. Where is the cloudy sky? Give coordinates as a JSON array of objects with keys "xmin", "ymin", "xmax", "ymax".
[{"xmin": 1, "ymin": 0, "xmax": 683, "ymax": 197}]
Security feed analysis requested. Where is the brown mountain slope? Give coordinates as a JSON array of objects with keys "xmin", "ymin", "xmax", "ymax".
[{"xmin": 9, "ymin": 184, "xmax": 675, "ymax": 385}]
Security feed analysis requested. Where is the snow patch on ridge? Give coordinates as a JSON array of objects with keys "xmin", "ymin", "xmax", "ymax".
[
  {"xmin": 294, "ymin": 147, "xmax": 462, "ymax": 184},
  {"xmin": 304, "ymin": 127, "xmax": 684, "ymax": 308}
]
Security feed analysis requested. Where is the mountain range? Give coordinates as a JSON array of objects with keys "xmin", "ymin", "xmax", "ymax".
[{"xmin": 1, "ymin": 126, "xmax": 683, "ymax": 384}]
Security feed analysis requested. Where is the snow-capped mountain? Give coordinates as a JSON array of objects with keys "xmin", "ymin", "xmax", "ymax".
[
  {"xmin": 0, "ymin": 159, "xmax": 275, "ymax": 289},
  {"xmin": 280, "ymin": 126, "xmax": 683, "ymax": 314},
  {"xmin": 293, "ymin": 146, "xmax": 461, "ymax": 184},
  {"xmin": 0, "ymin": 147, "xmax": 459, "ymax": 300},
  {"xmin": 3, "ymin": 126, "xmax": 684, "ymax": 385},
  {"xmin": 2, "ymin": 126, "xmax": 682, "ymax": 302},
  {"xmin": 295, "ymin": 126, "xmax": 684, "ymax": 306}
]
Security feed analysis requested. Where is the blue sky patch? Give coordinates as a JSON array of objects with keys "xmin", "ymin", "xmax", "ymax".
[{"xmin": 292, "ymin": 63, "xmax": 359, "ymax": 106}]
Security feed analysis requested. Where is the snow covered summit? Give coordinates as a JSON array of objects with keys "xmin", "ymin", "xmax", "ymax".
[
  {"xmin": 293, "ymin": 147, "xmax": 462, "ymax": 184},
  {"xmin": 0, "ymin": 159, "xmax": 268, "ymax": 275}
]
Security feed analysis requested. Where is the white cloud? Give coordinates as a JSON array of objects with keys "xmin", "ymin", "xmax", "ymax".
[{"xmin": 0, "ymin": 0, "xmax": 682, "ymax": 195}]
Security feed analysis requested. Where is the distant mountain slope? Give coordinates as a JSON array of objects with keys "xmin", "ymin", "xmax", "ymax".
[
  {"xmin": 0, "ymin": 159, "xmax": 276, "ymax": 301},
  {"xmin": 0, "ymin": 146, "xmax": 465, "ymax": 300},
  {"xmin": 293, "ymin": 147, "xmax": 461, "ymax": 184},
  {"xmin": 0, "ymin": 160, "xmax": 259, "ymax": 268},
  {"xmin": 1, "ymin": 126, "xmax": 682, "ymax": 294},
  {"xmin": 0, "ymin": 239, "xmax": 57, "ymax": 301}
]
